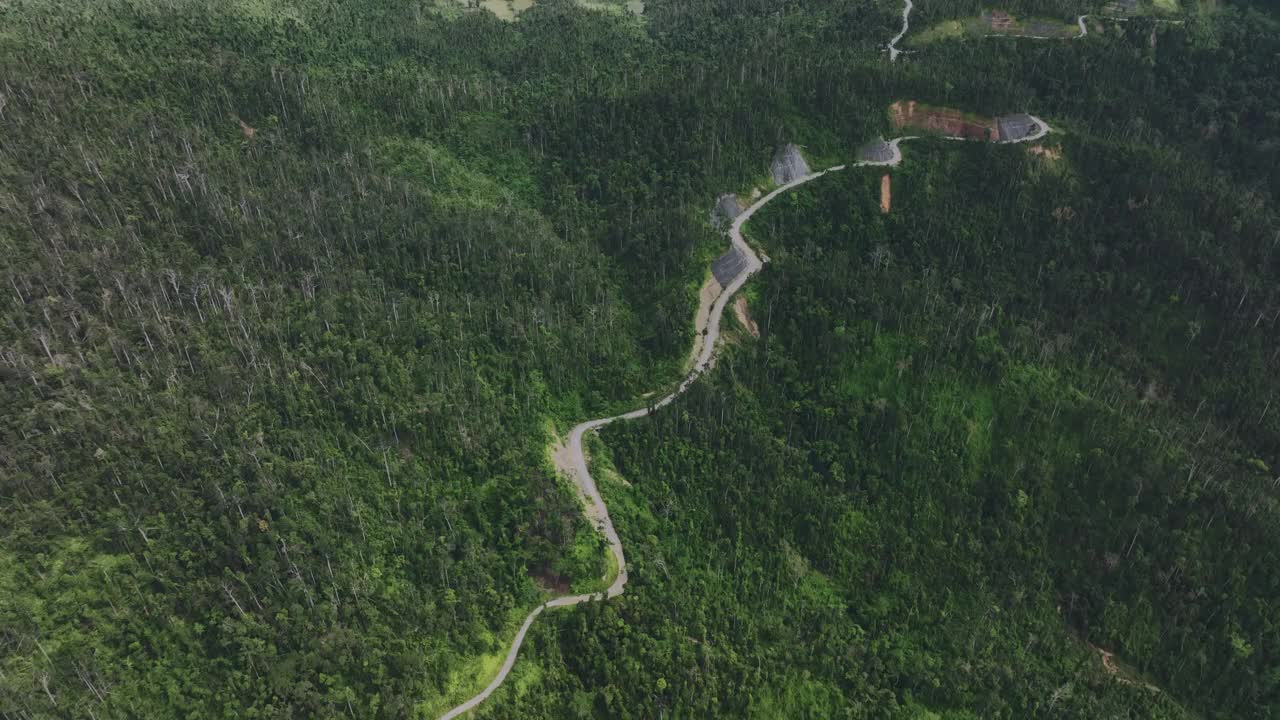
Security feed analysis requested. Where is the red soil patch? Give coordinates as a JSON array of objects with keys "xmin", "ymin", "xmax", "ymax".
[
  {"xmin": 1028, "ymin": 145, "xmax": 1061, "ymax": 160},
  {"xmin": 1100, "ymin": 649, "xmax": 1120, "ymax": 674},
  {"xmin": 990, "ymin": 10, "xmax": 1015, "ymax": 30},
  {"xmin": 734, "ymin": 296, "xmax": 759, "ymax": 338},
  {"xmin": 1091, "ymin": 645, "xmax": 1163, "ymax": 693},
  {"xmin": 880, "ymin": 173, "xmax": 892, "ymax": 214},
  {"xmin": 890, "ymin": 100, "xmax": 998, "ymax": 141}
]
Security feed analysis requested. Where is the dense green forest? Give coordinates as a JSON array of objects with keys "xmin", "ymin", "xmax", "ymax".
[
  {"xmin": 2, "ymin": 0, "xmax": 1278, "ymax": 717},
  {"xmin": 494, "ymin": 136, "xmax": 1280, "ymax": 718}
]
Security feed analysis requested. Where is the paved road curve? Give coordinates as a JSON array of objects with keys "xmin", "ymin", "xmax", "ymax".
[
  {"xmin": 436, "ymin": 117, "xmax": 1058, "ymax": 717},
  {"xmin": 438, "ymin": 160, "xmax": 863, "ymax": 720}
]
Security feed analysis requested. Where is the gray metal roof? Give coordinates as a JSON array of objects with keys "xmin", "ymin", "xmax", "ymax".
[
  {"xmin": 710, "ymin": 247, "xmax": 748, "ymax": 286},
  {"xmin": 709, "ymin": 193, "xmax": 742, "ymax": 230},
  {"xmin": 859, "ymin": 138, "xmax": 895, "ymax": 163},
  {"xmin": 996, "ymin": 114, "xmax": 1038, "ymax": 141},
  {"xmin": 770, "ymin": 143, "xmax": 811, "ymax": 185}
]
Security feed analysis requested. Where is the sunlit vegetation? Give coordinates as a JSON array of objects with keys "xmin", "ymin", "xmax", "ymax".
[
  {"xmin": 910, "ymin": 11, "xmax": 1079, "ymax": 46},
  {"xmin": 2, "ymin": 0, "xmax": 1279, "ymax": 717},
  {"xmin": 498, "ymin": 130, "xmax": 1280, "ymax": 718},
  {"xmin": 447, "ymin": 0, "xmax": 642, "ymax": 21}
]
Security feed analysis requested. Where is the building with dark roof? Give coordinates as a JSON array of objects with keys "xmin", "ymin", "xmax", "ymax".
[
  {"xmin": 996, "ymin": 113, "xmax": 1039, "ymax": 142},
  {"xmin": 770, "ymin": 143, "xmax": 811, "ymax": 185},
  {"xmin": 710, "ymin": 247, "xmax": 748, "ymax": 286},
  {"xmin": 859, "ymin": 138, "xmax": 896, "ymax": 163},
  {"xmin": 710, "ymin": 193, "xmax": 742, "ymax": 229}
]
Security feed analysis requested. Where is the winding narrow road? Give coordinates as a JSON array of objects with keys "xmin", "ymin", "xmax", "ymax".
[
  {"xmin": 440, "ymin": 161, "xmax": 859, "ymax": 720},
  {"xmin": 438, "ymin": 111, "xmax": 1054, "ymax": 716},
  {"xmin": 436, "ymin": 0, "xmax": 1169, "ymax": 708},
  {"xmin": 888, "ymin": 0, "xmax": 913, "ymax": 60}
]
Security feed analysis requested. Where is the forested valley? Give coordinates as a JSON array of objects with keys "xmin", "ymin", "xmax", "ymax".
[{"xmin": 1, "ymin": 0, "xmax": 1278, "ymax": 718}]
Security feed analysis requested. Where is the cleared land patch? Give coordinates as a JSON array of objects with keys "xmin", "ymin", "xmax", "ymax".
[
  {"xmin": 1091, "ymin": 645, "xmax": 1164, "ymax": 694},
  {"xmin": 890, "ymin": 100, "xmax": 996, "ymax": 140},
  {"xmin": 910, "ymin": 0, "xmax": 1185, "ymax": 45},
  {"xmin": 982, "ymin": 10, "xmax": 1079, "ymax": 38},
  {"xmin": 733, "ymin": 296, "xmax": 760, "ymax": 338},
  {"xmin": 909, "ymin": 11, "xmax": 1078, "ymax": 46},
  {"xmin": 449, "ymin": 0, "xmax": 642, "ymax": 21},
  {"xmin": 1105, "ymin": 0, "xmax": 1181, "ymax": 16},
  {"xmin": 889, "ymin": 101, "xmax": 1043, "ymax": 142}
]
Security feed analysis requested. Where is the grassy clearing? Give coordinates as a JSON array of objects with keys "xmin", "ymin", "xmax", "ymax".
[
  {"xmin": 448, "ymin": 0, "xmax": 643, "ymax": 21},
  {"xmin": 416, "ymin": 604, "xmax": 533, "ymax": 718},
  {"xmin": 562, "ymin": 520, "xmax": 617, "ymax": 594},
  {"xmin": 447, "ymin": 0, "xmax": 531, "ymax": 22},
  {"xmin": 988, "ymin": 15, "xmax": 1080, "ymax": 39},
  {"xmin": 909, "ymin": 13, "xmax": 1079, "ymax": 46},
  {"xmin": 579, "ymin": 0, "xmax": 646, "ymax": 16},
  {"xmin": 908, "ymin": 18, "xmax": 974, "ymax": 46},
  {"xmin": 573, "ymin": 541, "xmax": 620, "ymax": 594},
  {"xmin": 1103, "ymin": 0, "xmax": 1184, "ymax": 17}
]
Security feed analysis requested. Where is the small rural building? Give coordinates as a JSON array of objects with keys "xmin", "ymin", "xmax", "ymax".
[
  {"xmin": 710, "ymin": 193, "xmax": 742, "ymax": 229},
  {"xmin": 770, "ymin": 143, "xmax": 811, "ymax": 185},
  {"xmin": 996, "ymin": 113, "xmax": 1040, "ymax": 141},
  {"xmin": 711, "ymin": 247, "xmax": 748, "ymax": 286},
  {"xmin": 859, "ymin": 138, "xmax": 896, "ymax": 164}
]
